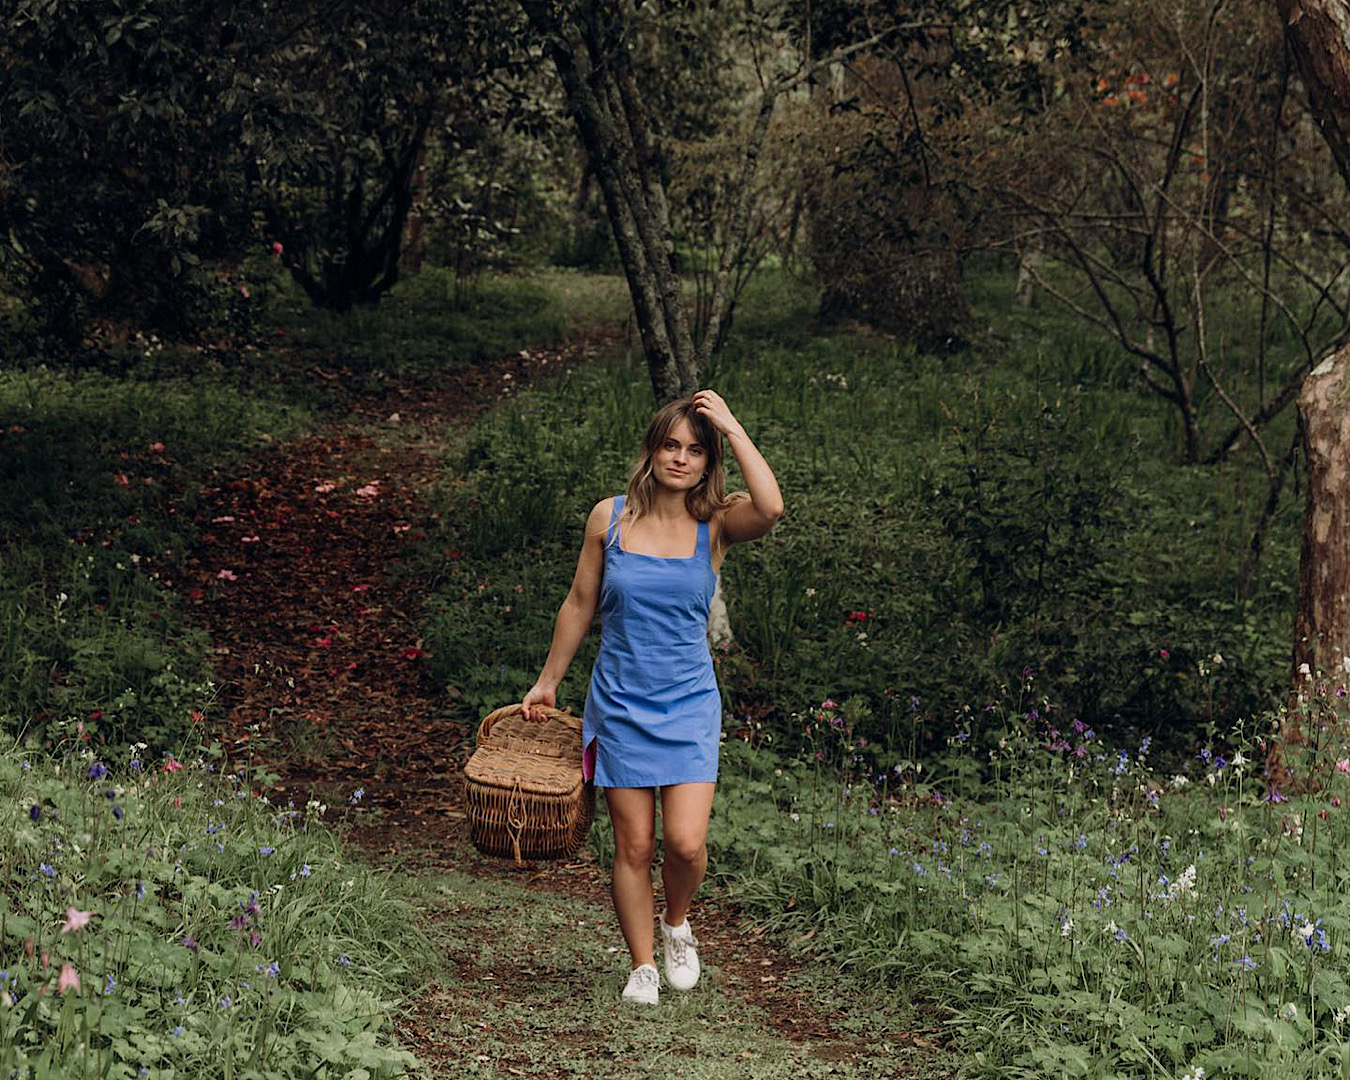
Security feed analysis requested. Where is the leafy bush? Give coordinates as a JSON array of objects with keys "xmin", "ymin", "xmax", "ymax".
[
  {"xmin": 0, "ymin": 737, "xmax": 422, "ymax": 1079},
  {"xmin": 414, "ymin": 269, "xmax": 1297, "ymax": 752},
  {"xmin": 708, "ymin": 678, "xmax": 1350, "ymax": 1078}
]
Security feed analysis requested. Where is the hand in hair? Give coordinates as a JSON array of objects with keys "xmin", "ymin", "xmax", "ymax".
[{"xmin": 691, "ymin": 389, "xmax": 745, "ymax": 439}]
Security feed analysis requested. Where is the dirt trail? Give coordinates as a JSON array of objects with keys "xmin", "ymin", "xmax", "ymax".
[{"xmin": 176, "ymin": 337, "xmax": 952, "ymax": 1079}]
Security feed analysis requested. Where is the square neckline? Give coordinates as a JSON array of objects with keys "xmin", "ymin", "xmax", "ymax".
[{"xmin": 611, "ymin": 495, "xmax": 703, "ymax": 561}]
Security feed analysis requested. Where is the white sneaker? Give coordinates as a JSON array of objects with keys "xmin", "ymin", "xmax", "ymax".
[
  {"xmin": 621, "ymin": 963, "xmax": 659, "ymax": 1005},
  {"xmin": 660, "ymin": 917, "xmax": 700, "ymax": 991}
]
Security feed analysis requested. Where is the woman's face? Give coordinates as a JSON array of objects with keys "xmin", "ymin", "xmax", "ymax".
[{"xmin": 652, "ymin": 417, "xmax": 707, "ymax": 492}]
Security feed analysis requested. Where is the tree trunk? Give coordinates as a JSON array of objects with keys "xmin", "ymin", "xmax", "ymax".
[
  {"xmin": 1272, "ymin": 1, "xmax": 1350, "ymax": 775},
  {"xmin": 1291, "ymin": 350, "xmax": 1350, "ymax": 681}
]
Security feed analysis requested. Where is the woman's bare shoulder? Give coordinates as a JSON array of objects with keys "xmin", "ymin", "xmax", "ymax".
[{"xmin": 583, "ymin": 497, "xmax": 616, "ymax": 539}]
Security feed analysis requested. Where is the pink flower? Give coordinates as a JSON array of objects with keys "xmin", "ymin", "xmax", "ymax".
[
  {"xmin": 149, "ymin": 442, "xmax": 166, "ymax": 454},
  {"xmin": 239, "ymin": 284, "xmax": 250, "ymax": 299},
  {"xmin": 821, "ymin": 699, "xmax": 838, "ymax": 709},
  {"xmin": 162, "ymin": 757, "xmax": 183, "ymax": 773},
  {"xmin": 1337, "ymin": 759, "xmax": 1350, "ymax": 775},
  {"xmin": 355, "ymin": 483, "xmax": 380, "ymax": 497},
  {"xmin": 217, "ymin": 569, "xmax": 238, "ymax": 581},
  {"xmin": 1159, "ymin": 648, "xmax": 1170, "ymax": 660},
  {"xmin": 272, "ymin": 241, "xmax": 283, "ymax": 257},
  {"xmin": 61, "ymin": 908, "xmax": 94, "ymax": 933},
  {"xmin": 313, "ymin": 635, "xmax": 333, "ymax": 648},
  {"xmin": 58, "ymin": 964, "xmax": 80, "ymax": 994}
]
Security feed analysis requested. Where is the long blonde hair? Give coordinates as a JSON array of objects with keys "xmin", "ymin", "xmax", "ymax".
[{"xmin": 615, "ymin": 399, "xmax": 744, "ymax": 553}]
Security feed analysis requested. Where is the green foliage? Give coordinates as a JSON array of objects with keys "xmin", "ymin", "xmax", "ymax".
[
  {"xmin": 416, "ymin": 267, "xmax": 1296, "ymax": 750},
  {"xmin": 709, "ymin": 681, "xmax": 1350, "ymax": 1078},
  {"xmin": 0, "ymin": 738, "xmax": 422, "ymax": 1079},
  {"xmin": 0, "ymin": 366, "xmax": 311, "ymax": 751}
]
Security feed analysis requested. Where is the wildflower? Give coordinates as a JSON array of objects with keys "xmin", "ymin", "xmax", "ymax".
[
  {"xmin": 58, "ymin": 964, "xmax": 80, "ymax": 994},
  {"xmin": 172, "ymin": 1025, "xmax": 184, "ymax": 1037},
  {"xmin": 216, "ymin": 569, "xmax": 238, "ymax": 581},
  {"xmin": 300, "ymin": 864, "xmax": 312, "ymax": 877},
  {"xmin": 87, "ymin": 763, "xmax": 107, "ymax": 780},
  {"xmin": 272, "ymin": 241, "xmax": 283, "ymax": 257},
  {"xmin": 1075, "ymin": 835, "xmax": 1087, "ymax": 850},
  {"xmin": 182, "ymin": 935, "xmax": 197, "ymax": 952},
  {"xmin": 39, "ymin": 862, "xmax": 54, "ymax": 878},
  {"xmin": 1060, "ymin": 916, "xmax": 1074, "ymax": 938},
  {"xmin": 162, "ymin": 757, "xmax": 183, "ymax": 773},
  {"xmin": 218, "ymin": 995, "xmax": 232, "ymax": 1009},
  {"xmin": 349, "ymin": 787, "xmax": 365, "ymax": 805},
  {"xmin": 1234, "ymin": 955, "xmax": 1256, "ymax": 972},
  {"xmin": 1268, "ymin": 787, "xmax": 1288, "ymax": 804},
  {"xmin": 29, "ymin": 805, "xmax": 41, "ymax": 823},
  {"xmin": 113, "ymin": 805, "xmax": 124, "ymax": 820},
  {"xmin": 257, "ymin": 845, "xmax": 275, "ymax": 856},
  {"xmin": 338, "ymin": 955, "xmax": 351, "ymax": 967},
  {"xmin": 103, "ymin": 973, "xmax": 115, "ymax": 995},
  {"xmin": 129, "ymin": 759, "xmax": 142, "ymax": 774},
  {"xmin": 1114, "ymin": 926, "xmax": 1129, "ymax": 943},
  {"xmin": 1180, "ymin": 1067, "xmax": 1205, "ymax": 1080},
  {"xmin": 61, "ymin": 908, "xmax": 94, "ymax": 933},
  {"xmin": 1338, "ymin": 759, "xmax": 1350, "ymax": 776},
  {"xmin": 135, "ymin": 882, "xmax": 146, "ymax": 901}
]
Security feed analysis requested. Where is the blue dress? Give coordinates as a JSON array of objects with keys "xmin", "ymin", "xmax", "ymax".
[{"xmin": 582, "ymin": 495, "xmax": 722, "ymax": 788}]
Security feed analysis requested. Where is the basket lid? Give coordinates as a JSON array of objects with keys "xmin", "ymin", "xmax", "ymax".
[
  {"xmin": 476, "ymin": 704, "xmax": 582, "ymax": 764},
  {"xmin": 465, "ymin": 746, "xmax": 585, "ymax": 798}
]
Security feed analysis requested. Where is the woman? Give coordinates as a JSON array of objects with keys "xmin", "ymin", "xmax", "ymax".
[{"xmin": 522, "ymin": 388, "xmax": 783, "ymax": 1006}]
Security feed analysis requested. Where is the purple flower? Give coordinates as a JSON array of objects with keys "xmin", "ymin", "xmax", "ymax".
[
  {"xmin": 338, "ymin": 955, "xmax": 351, "ymax": 967},
  {"xmin": 349, "ymin": 787, "xmax": 365, "ymax": 805},
  {"xmin": 229, "ymin": 913, "xmax": 251, "ymax": 931},
  {"xmin": 87, "ymin": 763, "xmax": 107, "ymax": 780},
  {"xmin": 257, "ymin": 845, "xmax": 275, "ymax": 856},
  {"xmin": 29, "ymin": 805, "xmax": 41, "ymax": 823},
  {"xmin": 113, "ymin": 805, "xmax": 124, "ymax": 820},
  {"xmin": 39, "ymin": 863, "xmax": 54, "ymax": 877},
  {"xmin": 181, "ymin": 935, "xmax": 196, "ymax": 952},
  {"xmin": 103, "ymin": 973, "xmax": 116, "ymax": 995},
  {"xmin": 1268, "ymin": 787, "xmax": 1288, "ymax": 804}
]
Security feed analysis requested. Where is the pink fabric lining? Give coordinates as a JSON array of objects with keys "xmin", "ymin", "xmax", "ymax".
[{"xmin": 582, "ymin": 737, "xmax": 597, "ymax": 783}]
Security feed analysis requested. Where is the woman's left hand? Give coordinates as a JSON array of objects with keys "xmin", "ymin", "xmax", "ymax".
[{"xmin": 692, "ymin": 389, "xmax": 745, "ymax": 439}]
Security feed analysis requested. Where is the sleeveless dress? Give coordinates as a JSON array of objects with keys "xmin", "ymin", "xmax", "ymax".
[{"xmin": 582, "ymin": 495, "xmax": 722, "ymax": 788}]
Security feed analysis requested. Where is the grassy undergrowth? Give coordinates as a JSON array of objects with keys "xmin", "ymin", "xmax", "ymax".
[
  {"xmin": 0, "ymin": 269, "xmax": 625, "ymax": 753},
  {"xmin": 408, "ymin": 866, "xmax": 952, "ymax": 1079},
  {"xmin": 414, "ymin": 268, "xmax": 1298, "ymax": 756},
  {"xmin": 0, "ymin": 736, "xmax": 423, "ymax": 1079},
  {"xmin": 702, "ymin": 674, "xmax": 1350, "ymax": 1079}
]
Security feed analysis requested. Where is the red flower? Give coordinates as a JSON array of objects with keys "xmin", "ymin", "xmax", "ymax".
[
  {"xmin": 844, "ymin": 610, "xmax": 873, "ymax": 626},
  {"xmin": 162, "ymin": 757, "xmax": 183, "ymax": 773},
  {"xmin": 403, "ymin": 646, "xmax": 425, "ymax": 661},
  {"xmin": 312, "ymin": 635, "xmax": 332, "ymax": 648}
]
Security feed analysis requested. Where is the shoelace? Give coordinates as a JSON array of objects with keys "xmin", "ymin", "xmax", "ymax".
[
  {"xmin": 632, "ymin": 966, "xmax": 659, "ymax": 989},
  {"xmin": 667, "ymin": 932, "xmax": 699, "ymax": 967}
]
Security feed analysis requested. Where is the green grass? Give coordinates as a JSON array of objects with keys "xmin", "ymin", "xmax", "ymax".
[
  {"xmin": 412, "ymin": 266, "xmax": 1299, "ymax": 754},
  {"xmin": 0, "ymin": 737, "xmax": 424, "ymax": 1079},
  {"xmin": 705, "ymin": 678, "xmax": 1350, "ymax": 1079},
  {"xmin": 406, "ymin": 867, "xmax": 952, "ymax": 1079}
]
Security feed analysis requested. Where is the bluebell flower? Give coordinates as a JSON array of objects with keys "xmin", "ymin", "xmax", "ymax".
[
  {"xmin": 1075, "ymin": 835, "xmax": 1087, "ymax": 850},
  {"xmin": 172, "ymin": 1025, "xmax": 184, "ymax": 1037},
  {"xmin": 39, "ymin": 863, "xmax": 54, "ymax": 877},
  {"xmin": 135, "ymin": 881, "xmax": 146, "ymax": 901},
  {"xmin": 338, "ymin": 955, "xmax": 351, "ymax": 968},
  {"xmin": 257, "ymin": 845, "xmax": 275, "ymax": 856},
  {"xmin": 349, "ymin": 787, "xmax": 365, "ymax": 805},
  {"xmin": 300, "ymin": 864, "xmax": 312, "ymax": 877},
  {"xmin": 87, "ymin": 763, "xmax": 107, "ymax": 780},
  {"xmin": 104, "ymin": 973, "xmax": 116, "ymax": 995},
  {"xmin": 29, "ymin": 805, "xmax": 41, "ymax": 823},
  {"xmin": 1113, "ymin": 927, "xmax": 1129, "ymax": 943},
  {"xmin": 218, "ymin": 995, "xmax": 231, "ymax": 1009},
  {"xmin": 1235, "ymin": 956, "xmax": 1257, "ymax": 972},
  {"xmin": 129, "ymin": 760, "xmax": 142, "ymax": 774}
]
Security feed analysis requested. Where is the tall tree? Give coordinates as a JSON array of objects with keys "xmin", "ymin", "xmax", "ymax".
[
  {"xmin": 1270, "ymin": 0, "xmax": 1350, "ymax": 765},
  {"xmin": 518, "ymin": 0, "xmax": 894, "ymax": 403}
]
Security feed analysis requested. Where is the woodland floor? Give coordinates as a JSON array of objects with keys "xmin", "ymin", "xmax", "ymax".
[{"xmin": 175, "ymin": 334, "xmax": 955, "ymax": 1079}]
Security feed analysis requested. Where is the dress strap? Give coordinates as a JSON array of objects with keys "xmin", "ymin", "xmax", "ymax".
[
  {"xmin": 607, "ymin": 495, "xmax": 625, "ymax": 547},
  {"xmin": 696, "ymin": 516, "xmax": 709, "ymax": 558}
]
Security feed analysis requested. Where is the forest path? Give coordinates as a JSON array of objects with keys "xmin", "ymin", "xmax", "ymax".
[{"xmin": 177, "ymin": 335, "xmax": 952, "ymax": 1080}]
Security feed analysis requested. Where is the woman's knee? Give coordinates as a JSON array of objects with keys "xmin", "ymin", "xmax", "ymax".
[
  {"xmin": 662, "ymin": 832, "xmax": 706, "ymax": 866},
  {"xmin": 613, "ymin": 830, "xmax": 656, "ymax": 868}
]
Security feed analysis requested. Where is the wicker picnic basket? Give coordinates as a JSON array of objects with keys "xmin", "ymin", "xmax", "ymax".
[{"xmin": 464, "ymin": 703, "xmax": 594, "ymax": 866}]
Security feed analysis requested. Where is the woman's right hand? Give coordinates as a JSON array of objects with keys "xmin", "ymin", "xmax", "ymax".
[{"xmin": 521, "ymin": 682, "xmax": 556, "ymax": 722}]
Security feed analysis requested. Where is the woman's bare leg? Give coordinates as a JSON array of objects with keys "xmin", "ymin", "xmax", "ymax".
[
  {"xmin": 605, "ymin": 786, "xmax": 658, "ymax": 967},
  {"xmin": 658, "ymin": 782, "xmax": 716, "ymax": 926}
]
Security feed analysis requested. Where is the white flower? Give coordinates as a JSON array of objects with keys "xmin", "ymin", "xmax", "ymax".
[
  {"xmin": 789, "ymin": 812, "xmax": 800, "ymax": 822},
  {"xmin": 1231, "ymin": 751, "xmax": 1247, "ymax": 768},
  {"xmin": 1343, "ymin": 655, "xmax": 1350, "ymax": 674},
  {"xmin": 1181, "ymin": 1067, "xmax": 1205, "ymax": 1080},
  {"xmin": 1283, "ymin": 1002, "xmax": 1298, "ymax": 1020},
  {"xmin": 1299, "ymin": 662, "xmax": 1312, "ymax": 678},
  {"xmin": 1060, "ymin": 917, "xmax": 1074, "ymax": 938},
  {"xmin": 1334, "ymin": 1004, "xmax": 1350, "ymax": 1027},
  {"xmin": 805, "ymin": 587, "xmax": 817, "ymax": 597},
  {"xmin": 1212, "ymin": 653, "xmax": 1223, "ymax": 666},
  {"xmin": 1171, "ymin": 774, "xmax": 1189, "ymax": 789},
  {"xmin": 1298, "ymin": 922, "xmax": 1316, "ymax": 944}
]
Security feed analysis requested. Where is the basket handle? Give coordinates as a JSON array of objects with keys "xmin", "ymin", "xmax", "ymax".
[{"xmin": 478, "ymin": 702, "xmax": 580, "ymax": 742}]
